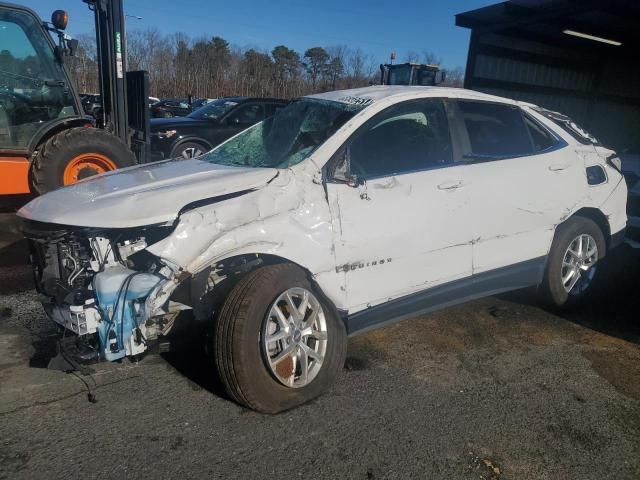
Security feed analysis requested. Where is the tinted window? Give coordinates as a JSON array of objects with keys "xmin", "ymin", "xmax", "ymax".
[
  {"xmin": 228, "ymin": 103, "xmax": 265, "ymax": 126},
  {"xmin": 458, "ymin": 101, "xmax": 533, "ymax": 157},
  {"xmin": 348, "ymin": 99, "xmax": 452, "ymax": 178},
  {"xmin": 189, "ymin": 98, "xmax": 239, "ymax": 120},
  {"xmin": 523, "ymin": 114, "xmax": 558, "ymax": 152}
]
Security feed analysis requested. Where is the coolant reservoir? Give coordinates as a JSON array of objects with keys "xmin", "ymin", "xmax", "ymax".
[{"xmin": 93, "ymin": 265, "xmax": 162, "ymax": 361}]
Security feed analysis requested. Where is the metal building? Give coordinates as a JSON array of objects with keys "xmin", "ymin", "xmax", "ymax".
[{"xmin": 456, "ymin": 0, "xmax": 640, "ymax": 152}]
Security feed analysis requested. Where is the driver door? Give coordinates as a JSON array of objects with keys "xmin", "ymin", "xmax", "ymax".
[{"xmin": 325, "ymin": 99, "xmax": 473, "ymax": 312}]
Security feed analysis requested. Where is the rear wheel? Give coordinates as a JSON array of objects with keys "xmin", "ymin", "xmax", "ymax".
[
  {"xmin": 540, "ymin": 216, "xmax": 605, "ymax": 308},
  {"xmin": 214, "ymin": 264, "xmax": 347, "ymax": 413},
  {"xmin": 31, "ymin": 127, "xmax": 136, "ymax": 194}
]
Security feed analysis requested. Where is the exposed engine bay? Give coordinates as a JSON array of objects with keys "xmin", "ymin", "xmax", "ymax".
[{"xmin": 25, "ymin": 221, "xmax": 184, "ymax": 362}]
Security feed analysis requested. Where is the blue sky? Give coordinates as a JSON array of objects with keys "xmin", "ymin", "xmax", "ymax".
[{"xmin": 27, "ymin": 0, "xmax": 495, "ymax": 69}]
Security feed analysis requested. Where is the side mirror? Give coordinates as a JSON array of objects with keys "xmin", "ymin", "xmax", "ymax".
[
  {"xmin": 331, "ymin": 147, "xmax": 360, "ymax": 187},
  {"xmin": 67, "ymin": 38, "xmax": 79, "ymax": 56}
]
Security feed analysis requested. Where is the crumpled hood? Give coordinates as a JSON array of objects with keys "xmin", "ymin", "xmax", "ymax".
[{"xmin": 18, "ymin": 159, "xmax": 279, "ymax": 229}]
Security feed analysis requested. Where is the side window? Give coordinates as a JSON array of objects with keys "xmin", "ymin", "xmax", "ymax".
[
  {"xmin": 228, "ymin": 104, "xmax": 265, "ymax": 126},
  {"xmin": 457, "ymin": 101, "xmax": 533, "ymax": 157},
  {"xmin": 523, "ymin": 114, "xmax": 559, "ymax": 152},
  {"xmin": 347, "ymin": 99, "xmax": 452, "ymax": 178}
]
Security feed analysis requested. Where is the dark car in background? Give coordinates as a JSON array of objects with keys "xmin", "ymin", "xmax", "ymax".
[
  {"xmin": 81, "ymin": 94, "xmax": 101, "ymax": 116},
  {"xmin": 150, "ymin": 99, "xmax": 192, "ymax": 118},
  {"xmin": 150, "ymin": 96, "xmax": 288, "ymax": 160}
]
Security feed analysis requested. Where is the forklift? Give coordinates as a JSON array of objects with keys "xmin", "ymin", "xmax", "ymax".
[
  {"xmin": 380, "ymin": 62, "xmax": 445, "ymax": 86},
  {"xmin": 0, "ymin": 1, "xmax": 149, "ymax": 203}
]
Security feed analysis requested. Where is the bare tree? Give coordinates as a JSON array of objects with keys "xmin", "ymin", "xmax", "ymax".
[{"xmin": 66, "ymin": 28, "xmax": 463, "ymax": 100}]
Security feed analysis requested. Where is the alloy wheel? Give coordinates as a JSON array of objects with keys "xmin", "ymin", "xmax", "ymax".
[
  {"xmin": 181, "ymin": 146, "xmax": 204, "ymax": 159},
  {"xmin": 561, "ymin": 233, "xmax": 598, "ymax": 294},
  {"xmin": 262, "ymin": 287, "xmax": 328, "ymax": 388}
]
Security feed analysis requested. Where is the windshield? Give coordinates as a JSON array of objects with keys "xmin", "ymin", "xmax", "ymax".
[
  {"xmin": 200, "ymin": 98, "xmax": 365, "ymax": 168},
  {"xmin": 387, "ymin": 65, "xmax": 412, "ymax": 85},
  {"xmin": 189, "ymin": 98, "xmax": 240, "ymax": 120}
]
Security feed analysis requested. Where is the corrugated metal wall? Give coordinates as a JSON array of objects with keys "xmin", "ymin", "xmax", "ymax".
[{"xmin": 466, "ymin": 32, "xmax": 640, "ymax": 151}]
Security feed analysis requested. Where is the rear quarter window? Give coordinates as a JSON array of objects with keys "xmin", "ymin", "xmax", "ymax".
[
  {"xmin": 532, "ymin": 107, "xmax": 599, "ymax": 145},
  {"xmin": 523, "ymin": 113, "xmax": 561, "ymax": 152},
  {"xmin": 457, "ymin": 101, "xmax": 534, "ymax": 158}
]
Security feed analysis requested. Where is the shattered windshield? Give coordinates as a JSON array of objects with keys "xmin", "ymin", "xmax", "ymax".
[
  {"xmin": 200, "ymin": 98, "xmax": 365, "ymax": 168},
  {"xmin": 189, "ymin": 98, "xmax": 239, "ymax": 120}
]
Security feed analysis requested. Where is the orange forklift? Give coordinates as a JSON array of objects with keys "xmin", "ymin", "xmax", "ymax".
[{"xmin": 0, "ymin": 1, "xmax": 149, "ymax": 206}]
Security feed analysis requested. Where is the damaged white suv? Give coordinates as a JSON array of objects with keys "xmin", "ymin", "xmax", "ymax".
[{"xmin": 19, "ymin": 86, "xmax": 627, "ymax": 413}]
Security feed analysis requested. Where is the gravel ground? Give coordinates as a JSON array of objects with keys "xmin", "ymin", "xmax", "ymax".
[{"xmin": 1, "ymin": 233, "xmax": 639, "ymax": 480}]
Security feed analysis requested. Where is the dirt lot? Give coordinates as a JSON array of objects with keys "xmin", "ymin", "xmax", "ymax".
[{"xmin": 1, "ymin": 223, "xmax": 639, "ymax": 480}]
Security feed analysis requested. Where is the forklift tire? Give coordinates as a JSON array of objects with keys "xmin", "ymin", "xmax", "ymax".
[{"xmin": 31, "ymin": 127, "xmax": 136, "ymax": 194}]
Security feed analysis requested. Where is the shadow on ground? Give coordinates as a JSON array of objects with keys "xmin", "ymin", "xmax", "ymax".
[{"xmin": 503, "ymin": 244, "xmax": 640, "ymax": 345}]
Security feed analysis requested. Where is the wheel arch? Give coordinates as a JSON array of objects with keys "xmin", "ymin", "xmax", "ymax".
[
  {"xmin": 27, "ymin": 116, "xmax": 93, "ymax": 157},
  {"xmin": 182, "ymin": 252, "xmax": 346, "ymax": 327},
  {"xmin": 569, "ymin": 207, "xmax": 611, "ymax": 249}
]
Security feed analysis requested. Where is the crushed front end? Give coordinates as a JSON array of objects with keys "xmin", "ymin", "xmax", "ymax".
[{"xmin": 23, "ymin": 221, "xmax": 184, "ymax": 363}]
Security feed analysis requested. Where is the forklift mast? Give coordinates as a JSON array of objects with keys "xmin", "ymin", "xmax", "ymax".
[{"xmin": 84, "ymin": 0, "xmax": 150, "ymax": 163}]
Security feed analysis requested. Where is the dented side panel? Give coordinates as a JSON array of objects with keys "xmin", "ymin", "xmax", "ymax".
[
  {"xmin": 465, "ymin": 143, "xmax": 585, "ymax": 274},
  {"xmin": 146, "ymin": 163, "xmax": 347, "ymax": 308},
  {"xmin": 326, "ymin": 166, "xmax": 473, "ymax": 313}
]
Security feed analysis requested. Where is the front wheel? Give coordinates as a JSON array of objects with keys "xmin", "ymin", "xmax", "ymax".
[
  {"xmin": 214, "ymin": 264, "xmax": 347, "ymax": 413},
  {"xmin": 540, "ymin": 216, "xmax": 606, "ymax": 308}
]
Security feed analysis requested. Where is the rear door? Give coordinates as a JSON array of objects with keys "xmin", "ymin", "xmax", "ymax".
[
  {"xmin": 453, "ymin": 100, "xmax": 583, "ymax": 274},
  {"xmin": 325, "ymin": 98, "xmax": 473, "ymax": 312}
]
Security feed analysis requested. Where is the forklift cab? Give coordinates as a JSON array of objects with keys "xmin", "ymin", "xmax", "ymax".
[
  {"xmin": 380, "ymin": 63, "xmax": 445, "ymax": 86},
  {"xmin": 0, "ymin": 5, "xmax": 80, "ymax": 150}
]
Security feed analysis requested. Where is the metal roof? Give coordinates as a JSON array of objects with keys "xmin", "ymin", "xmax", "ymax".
[{"xmin": 456, "ymin": 0, "xmax": 640, "ymax": 56}]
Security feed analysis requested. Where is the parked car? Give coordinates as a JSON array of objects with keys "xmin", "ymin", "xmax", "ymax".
[
  {"xmin": 150, "ymin": 98, "xmax": 191, "ymax": 118},
  {"xmin": 148, "ymin": 96, "xmax": 160, "ymax": 106},
  {"xmin": 150, "ymin": 96, "xmax": 288, "ymax": 160},
  {"xmin": 80, "ymin": 93, "xmax": 101, "ymax": 116},
  {"xmin": 19, "ymin": 86, "xmax": 627, "ymax": 413},
  {"xmin": 189, "ymin": 97, "xmax": 216, "ymax": 110}
]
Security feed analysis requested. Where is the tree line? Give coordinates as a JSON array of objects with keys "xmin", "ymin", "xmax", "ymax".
[{"xmin": 68, "ymin": 28, "xmax": 464, "ymax": 100}]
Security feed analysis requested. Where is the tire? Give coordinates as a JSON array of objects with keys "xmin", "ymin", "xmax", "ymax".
[
  {"xmin": 170, "ymin": 141, "xmax": 208, "ymax": 160},
  {"xmin": 31, "ymin": 127, "xmax": 136, "ymax": 194},
  {"xmin": 540, "ymin": 216, "xmax": 606, "ymax": 308},
  {"xmin": 215, "ymin": 263, "xmax": 347, "ymax": 413}
]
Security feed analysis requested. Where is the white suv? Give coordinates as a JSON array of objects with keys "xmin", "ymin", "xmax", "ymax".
[{"xmin": 19, "ymin": 86, "xmax": 627, "ymax": 412}]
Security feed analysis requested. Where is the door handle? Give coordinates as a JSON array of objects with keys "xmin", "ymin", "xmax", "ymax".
[
  {"xmin": 548, "ymin": 163, "xmax": 570, "ymax": 171},
  {"xmin": 437, "ymin": 180, "xmax": 464, "ymax": 191}
]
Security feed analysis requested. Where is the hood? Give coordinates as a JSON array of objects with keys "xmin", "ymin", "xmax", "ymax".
[{"xmin": 18, "ymin": 159, "xmax": 279, "ymax": 229}]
